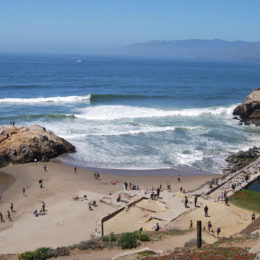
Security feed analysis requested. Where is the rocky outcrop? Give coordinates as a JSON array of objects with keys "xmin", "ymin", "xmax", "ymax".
[
  {"xmin": 233, "ymin": 88, "xmax": 260, "ymax": 126},
  {"xmin": 225, "ymin": 146, "xmax": 260, "ymax": 173},
  {"xmin": 0, "ymin": 125, "xmax": 75, "ymax": 167}
]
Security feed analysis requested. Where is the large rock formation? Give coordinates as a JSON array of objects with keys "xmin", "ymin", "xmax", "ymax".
[
  {"xmin": 233, "ymin": 88, "xmax": 260, "ymax": 126},
  {"xmin": 224, "ymin": 146, "xmax": 260, "ymax": 173},
  {"xmin": 0, "ymin": 125, "xmax": 75, "ymax": 167}
]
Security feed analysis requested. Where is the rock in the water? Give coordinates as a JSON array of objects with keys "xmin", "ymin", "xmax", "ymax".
[
  {"xmin": 0, "ymin": 125, "xmax": 75, "ymax": 167},
  {"xmin": 233, "ymin": 88, "xmax": 260, "ymax": 126}
]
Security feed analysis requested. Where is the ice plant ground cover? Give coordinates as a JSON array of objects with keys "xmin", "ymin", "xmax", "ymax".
[{"xmin": 148, "ymin": 247, "xmax": 255, "ymax": 260}]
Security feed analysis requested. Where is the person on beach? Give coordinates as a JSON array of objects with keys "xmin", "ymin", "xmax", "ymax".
[
  {"xmin": 33, "ymin": 209, "xmax": 39, "ymax": 217},
  {"xmin": 97, "ymin": 172, "xmax": 100, "ymax": 180},
  {"xmin": 43, "ymin": 165, "xmax": 47, "ymax": 172},
  {"xmin": 204, "ymin": 205, "xmax": 209, "ymax": 217},
  {"xmin": 74, "ymin": 166, "xmax": 77, "ymax": 173},
  {"xmin": 190, "ymin": 220, "xmax": 193, "ymax": 229},
  {"xmin": 10, "ymin": 202, "xmax": 14, "ymax": 212},
  {"xmin": 194, "ymin": 196, "xmax": 198, "ymax": 207},
  {"xmin": 117, "ymin": 195, "xmax": 121, "ymax": 202},
  {"xmin": 23, "ymin": 187, "xmax": 25, "ymax": 196},
  {"xmin": 252, "ymin": 212, "xmax": 256, "ymax": 221},
  {"xmin": 7, "ymin": 211, "xmax": 11, "ymax": 221},
  {"xmin": 207, "ymin": 221, "xmax": 212, "ymax": 232},
  {"xmin": 156, "ymin": 187, "xmax": 160, "ymax": 198},
  {"xmin": 0, "ymin": 212, "xmax": 4, "ymax": 222},
  {"xmin": 177, "ymin": 175, "xmax": 181, "ymax": 182},
  {"xmin": 225, "ymin": 196, "xmax": 229, "ymax": 206},
  {"xmin": 184, "ymin": 196, "xmax": 188, "ymax": 208},
  {"xmin": 154, "ymin": 223, "xmax": 160, "ymax": 231},
  {"xmin": 88, "ymin": 202, "xmax": 93, "ymax": 211},
  {"xmin": 39, "ymin": 180, "xmax": 43, "ymax": 188},
  {"xmin": 42, "ymin": 201, "xmax": 46, "ymax": 212},
  {"xmin": 217, "ymin": 225, "xmax": 221, "ymax": 238},
  {"xmin": 167, "ymin": 183, "xmax": 171, "ymax": 191}
]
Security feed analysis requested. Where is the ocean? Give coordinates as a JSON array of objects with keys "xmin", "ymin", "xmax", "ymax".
[{"xmin": 1, "ymin": 54, "xmax": 260, "ymax": 174}]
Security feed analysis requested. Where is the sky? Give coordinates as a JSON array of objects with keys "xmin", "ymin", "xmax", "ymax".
[{"xmin": 0, "ymin": 0, "xmax": 260, "ymax": 54}]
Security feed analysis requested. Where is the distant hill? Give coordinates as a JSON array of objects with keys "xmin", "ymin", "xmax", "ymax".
[{"xmin": 115, "ymin": 39, "xmax": 260, "ymax": 60}]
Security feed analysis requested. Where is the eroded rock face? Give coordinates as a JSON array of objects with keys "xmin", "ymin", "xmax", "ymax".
[
  {"xmin": 225, "ymin": 146, "xmax": 260, "ymax": 173},
  {"xmin": 0, "ymin": 125, "xmax": 75, "ymax": 167},
  {"xmin": 233, "ymin": 88, "xmax": 260, "ymax": 126}
]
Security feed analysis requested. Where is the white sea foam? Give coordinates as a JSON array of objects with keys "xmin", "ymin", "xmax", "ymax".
[
  {"xmin": 0, "ymin": 95, "xmax": 91, "ymax": 104},
  {"xmin": 75, "ymin": 104, "xmax": 238, "ymax": 120},
  {"xmin": 59, "ymin": 126, "xmax": 176, "ymax": 139}
]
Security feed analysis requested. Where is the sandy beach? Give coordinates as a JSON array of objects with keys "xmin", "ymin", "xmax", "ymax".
[{"xmin": 0, "ymin": 161, "xmax": 217, "ymax": 254}]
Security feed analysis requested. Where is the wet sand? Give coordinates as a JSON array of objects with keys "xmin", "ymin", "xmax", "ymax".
[{"xmin": 0, "ymin": 171, "xmax": 15, "ymax": 198}]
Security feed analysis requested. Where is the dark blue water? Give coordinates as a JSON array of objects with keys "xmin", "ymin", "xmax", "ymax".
[
  {"xmin": 247, "ymin": 178, "xmax": 260, "ymax": 192},
  {"xmin": 1, "ymin": 54, "xmax": 260, "ymax": 173}
]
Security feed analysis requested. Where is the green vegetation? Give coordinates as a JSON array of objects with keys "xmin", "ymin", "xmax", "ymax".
[
  {"xmin": 119, "ymin": 232, "xmax": 139, "ymax": 249},
  {"xmin": 18, "ymin": 247, "xmax": 49, "ymax": 260},
  {"xmin": 17, "ymin": 229, "xmax": 190, "ymax": 258},
  {"xmin": 18, "ymin": 247, "xmax": 70, "ymax": 260},
  {"xmin": 147, "ymin": 247, "xmax": 255, "ymax": 260},
  {"xmin": 137, "ymin": 250, "xmax": 156, "ymax": 256},
  {"xmin": 229, "ymin": 190, "xmax": 260, "ymax": 212}
]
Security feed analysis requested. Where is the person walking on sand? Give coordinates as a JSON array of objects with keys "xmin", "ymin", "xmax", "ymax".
[
  {"xmin": 177, "ymin": 175, "xmax": 181, "ymax": 182},
  {"xmin": 7, "ymin": 211, "xmax": 11, "ymax": 221},
  {"xmin": 194, "ymin": 196, "xmax": 198, "ymax": 207},
  {"xmin": 0, "ymin": 212, "xmax": 4, "ymax": 222},
  {"xmin": 10, "ymin": 202, "xmax": 14, "ymax": 212},
  {"xmin": 23, "ymin": 187, "xmax": 26, "ymax": 196},
  {"xmin": 252, "ymin": 212, "xmax": 256, "ymax": 221},
  {"xmin": 225, "ymin": 196, "xmax": 229, "ymax": 206},
  {"xmin": 217, "ymin": 225, "xmax": 221, "ymax": 238},
  {"xmin": 43, "ymin": 165, "xmax": 47, "ymax": 172},
  {"xmin": 207, "ymin": 221, "xmax": 212, "ymax": 232},
  {"xmin": 42, "ymin": 201, "xmax": 46, "ymax": 212},
  {"xmin": 74, "ymin": 166, "xmax": 77, "ymax": 173},
  {"xmin": 97, "ymin": 172, "xmax": 100, "ymax": 180},
  {"xmin": 190, "ymin": 220, "xmax": 193, "ymax": 229},
  {"xmin": 204, "ymin": 205, "xmax": 209, "ymax": 217},
  {"xmin": 184, "ymin": 196, "xmax": 188, "ymax": 208}
]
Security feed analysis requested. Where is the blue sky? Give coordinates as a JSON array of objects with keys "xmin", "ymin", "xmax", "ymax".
[{"xmin": 0, "ymin": 0, "xmax": 260, "ymax": 54}]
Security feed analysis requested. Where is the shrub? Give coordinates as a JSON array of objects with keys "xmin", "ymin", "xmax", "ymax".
[
  {"xmin": 77, "ymin": 239, "xmax": 101, "ymax": 250},
  {"xmin": 46, "ymin": 247, "xmax": 70, "ymax": 258},
  {"xmin": 101, "ymin": 236, "xmax": 109, "ymax": 242},
  {"xmin": 18, "ymin": 247, "xmax": 49, "ymax": 260},
  {"xmin": 109, "ymin": 232, "xmax": 117, "ymax": 242},
  {"xmin": 119, "ymin": 232, "xmax": 138, "ymax": 249},
  {"xmin": 137, "ymin": 232, "xmax": 150, "ymax": 242}
]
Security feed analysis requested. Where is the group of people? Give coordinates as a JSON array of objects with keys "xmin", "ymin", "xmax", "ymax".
[
  {"xmin": 94, "ymin": 171, "xmax": 100, "ymax": 180},
  {"xmin": 0, "ymin": 202, "xmax": 14, "ymax": 222},
  {"xmin": 123, "ymin": 182, "xmax": 139, "ymax": 191},
  {"xmin": 33, "ymin": 201, "xmax": 46, "ymax": 217},
  {"xmin": 88, "ymin": 200, "xmax": 97, "ymax": 210},
  {"xmin": 205, "ymin": 221, "xmax": 221, "ymax": 238}
]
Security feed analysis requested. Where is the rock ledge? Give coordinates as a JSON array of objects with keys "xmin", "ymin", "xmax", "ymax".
[
  {"xmin": 233, "ymin": 88, "xmax": 260, "ymax": 126},
  {"xmin": 0, "ymin": 125, "xmax": 75, "ymax": 167}
]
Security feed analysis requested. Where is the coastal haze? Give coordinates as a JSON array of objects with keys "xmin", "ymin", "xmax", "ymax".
[{"xmin": 1, "ymin": 55, "xmax": 260, "ymax": 174}]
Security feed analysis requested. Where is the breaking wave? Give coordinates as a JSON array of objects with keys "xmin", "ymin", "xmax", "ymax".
[
  {"xmin": 75, "ymin": 104, "xmax": 238, "ymax": 120},
  {"xmin": 0, "ymin": 95, "xmax": 91, "ymax": 104}
]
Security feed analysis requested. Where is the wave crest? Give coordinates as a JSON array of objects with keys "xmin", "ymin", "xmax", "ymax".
[
  {"xmin": 75, "ymin": 104, "xmax": 237, "ymax": 120},
  {"xmin": 0, "ymin": 95, "xmax": 91, "ymax": 104}
]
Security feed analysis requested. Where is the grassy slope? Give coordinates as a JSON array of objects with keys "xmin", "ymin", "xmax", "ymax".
[{"xmin": 229, "ymin": 190, "xmax": 260, "ymax": 213}]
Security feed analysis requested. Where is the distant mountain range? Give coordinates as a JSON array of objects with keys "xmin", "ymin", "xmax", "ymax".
[{"xmin": 115, "ymin": 39, "xmax": 260, "ymax": 61}]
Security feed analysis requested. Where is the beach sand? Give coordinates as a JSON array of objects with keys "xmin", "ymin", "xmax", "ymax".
[{"xmin": 0, "ymin": 161, "xmax": 217, "ymax": 254}]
